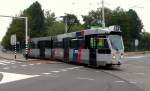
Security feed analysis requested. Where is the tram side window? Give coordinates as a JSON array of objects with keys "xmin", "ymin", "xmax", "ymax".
[
  {"xmin": 70, "ymin": 38, "xmax": 84, "ymax": 49},
  {"xmin": 53, "ymin": 41, "xmax": 63, "ymax": 48},
  {"xmin": 90, "ymin": 37, "xmax": 97, "ymax": 49},
  {"xmin": 38, "ymin": 41, "xmax": 52, "ymax": 49},
  {"xmin": 97, "ymin": 38, "xmax": 110, "ymax": 54},
  {"xmin": 38, "ymin": 41, "xmax": 44, "ymax": 49},
  {"xmin": 44, "ymin": 41, "xmax": 51, "ymax": 48},
  {"xmin": 78, "ymin": 38, "xmax": 85, "ymax": 48},
  {"xmin": 97, "ymin": 38, "xmax": 109, "ymax": 49},
  {"xmin": 70, "ymin": 39, "xmax": 78, "ymax": 49}
]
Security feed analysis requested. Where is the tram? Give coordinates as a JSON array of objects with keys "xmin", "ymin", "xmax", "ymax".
[{"xmin": 26, "ymin": 25, "xmax": 124, "ymax": 67}]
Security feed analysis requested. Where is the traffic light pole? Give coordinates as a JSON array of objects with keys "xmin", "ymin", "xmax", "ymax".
[
  {"xmin": 0, "ymin": 15, "xmax": 28, "ymax": 60},
  {"xmin": 25, "ymin": 17, "xmax": 28, "ymax": 60}
]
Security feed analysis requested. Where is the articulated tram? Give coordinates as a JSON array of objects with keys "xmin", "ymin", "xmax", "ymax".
[{"xmin": 26, "ymin": 26, "xmax": 124, "ymax": 67}]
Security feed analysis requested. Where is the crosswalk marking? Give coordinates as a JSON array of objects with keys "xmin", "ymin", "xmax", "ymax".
[
  {"xmin": 51, "ymin": 71, "xmax": 60, "ymax": 73},
  {"xmin": 21, "ymin": 65, "xmax": 27, "ymax": 67},
  {"xmin": 76, "ymin": 77, "xmax": 94, "ymax": 81},
  {"xmin": 129, "ymin": 81, "xmax": 137, "ymax": 84},
  {"xmin": 126, "ymin": 56, "xmax": 145, "ymax": 59},
  {"xmin": 0, "ymin": 60, "xmax": 43, "ymax": 66},
  {"xmin": 0, "ymin": 60, "xmax": 16, "ymax": 65},
  {"xmin": 3, "ymin": 67, "xmax": 10, "ymax": 70},
  {"xmin": 0, "ymin": 63, "xmax": 7, "ymax": 65},
  {"xmin": 60, "ymin": 69, "xmax": 68, "ymax": 71},
  {"xmin": 29, "ymin": 64, "xmax": 34, "ymax": 66},
  {"xmin": 42, "ymin": 73, "xmax": 52, "ymax": 75},
  {"xmin": 115, "ymin": 80, "xmax": 125, "ymax": 83}
]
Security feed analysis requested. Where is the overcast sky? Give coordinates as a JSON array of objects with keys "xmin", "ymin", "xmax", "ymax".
[{"xmin": 0, "ymin": 0, "xmax": 150, "ymax": 41}]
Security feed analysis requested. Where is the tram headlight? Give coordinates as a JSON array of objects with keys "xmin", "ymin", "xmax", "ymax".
[
  {"xmin": 121, "ymin": 55, "xmax": 123, "ymax": 59},
  {"xmin": 112, "ymin": 55, "xmax": 116, "ymax": 59},
  {"xmin": 121, "ymin": 53, "xmax": 124, "ymax": 58}
]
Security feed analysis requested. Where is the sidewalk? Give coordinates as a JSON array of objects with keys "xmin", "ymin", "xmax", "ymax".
[
  {"xmin": 0, "ymin": 51, "xmax": 59, "ymax": 64},
  {"xmin": 0, "ymin": 51, "xmax": 28, "ymax": 62}
]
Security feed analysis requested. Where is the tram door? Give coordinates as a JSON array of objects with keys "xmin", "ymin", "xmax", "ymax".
[
  {"xmin": 63, "ymin": 38, "xmax": 70, "ymax": 62},
  {"xmin": 89, "ymin": 49, "xmax": 97, "ymax": 66},
  {"xmin": 38, "ymin": 41, "xmax": 45, "ymax": 58},
  {"xmin": 86, "ymin": 35, "xmax": 97, "ymax": 66}
]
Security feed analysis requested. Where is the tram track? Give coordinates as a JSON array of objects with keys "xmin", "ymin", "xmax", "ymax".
[{"xmin": 101, "ymin": 69, "xmax": 144, "ymax": 91}]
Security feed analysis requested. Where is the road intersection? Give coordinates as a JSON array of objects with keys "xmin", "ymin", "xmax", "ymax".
[{"xmin": 0, "ymin": 56, "xmax": 144, "ymax": 91}]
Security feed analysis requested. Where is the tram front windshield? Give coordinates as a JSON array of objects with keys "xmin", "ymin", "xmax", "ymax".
[{"xmin": 108, "ymin": 35, "xmax": 124, "ymax": 51}]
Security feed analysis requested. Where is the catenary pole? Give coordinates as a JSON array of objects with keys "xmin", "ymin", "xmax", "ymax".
[{"xmin": 102, "ymin": 0, "xmax": 105, "ymax": 28}]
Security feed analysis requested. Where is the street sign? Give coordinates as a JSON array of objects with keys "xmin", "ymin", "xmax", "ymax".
[
  {"xmin": 10, "ymin": 34, "xmax": 16, "ymax": 45},
  {"xmin": 135, "ymin": 39, "xmax": 139, "ymax": 47}
]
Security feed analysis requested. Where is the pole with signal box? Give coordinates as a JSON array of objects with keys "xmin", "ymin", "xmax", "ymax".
[
  {"xmin": 0, "ymin": 15, "xmax": 28, "ymax": 60},
  {"xmin": 11, "ymin": 34, "xmax": 17, "ymax": 60}
]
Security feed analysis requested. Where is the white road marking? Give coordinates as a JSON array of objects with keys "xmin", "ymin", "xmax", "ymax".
[
  {"xmin": 129, "ymin": 81, "xmax": 137, "ymax": 84},
  {"xmin": 3, "ymin": 67, "xmax": 10, "ymax": 70},
  {"xmin": 1, "ymin": 61, "xmax": 12, "ymax": 64},
  {"xmin": 29, "ymin": 64, "xmax": 34, "ymax": 66},
  {"xmin": 42, "ymin": 73, "xmax": 52, "ymax": 75},
  {"xmin": 76, "ymin": 77, "xmax": 94, "ymax": 81},
  {"xmin": 115, "ymin": 81, "xmax": 125, "ymax": 83},
  {"xmin": 60, "ymin": 69, "xmax": 68, "ymax": 71},
  {"xmin": 0, "ymin": 63, "xmax": 7, "ymax": 65},
  {"xmin": 66, "ymin": 66, "xmax": 81, "ymax": 70},
  {"xmin": 51, "ymin": 71, "xmax": 60, "ymax": 73},
  {"xmin": 0, "ymin": 72, "xmax": 39, "ymax": 84},
  {"xmin": 21, "ymin": 65, "xmax": 27, "ymax": 67},
  {"xmin": 134, "ymin": 73, "xmax": 145, "ymax": 75},
  {"xmin": 126, "ymin": 56, "xmax": 145, "ymax": 59},
  {"xmin": 0, "ymin": 60, "xmax": 17, "ymax": 65}
]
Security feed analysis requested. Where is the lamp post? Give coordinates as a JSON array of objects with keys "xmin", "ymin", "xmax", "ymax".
[
  {"xmin": 102, "ymin": 0, "xmax": 105, "ymax": 28},
  {"xmin": 60, "ymin": 13, "xmax": 68, "ymax": 33},
  {"xmin": 0, "ymin": 15, "xmax": 28, "ymax": 60}
]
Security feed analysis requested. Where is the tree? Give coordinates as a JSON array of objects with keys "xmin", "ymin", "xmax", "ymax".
[
  {"xmin": 82, "ymin": 7, "xmax": 112, "ymax": 29},
  {"xmin": 47, "ymin": 21, "xmax": 65, "ymax": 36},
  {"xmin": 23, "ymin": 1, "xmax": 46, "ymax": 37},
  {"xmin": 62, "ymin": 14, "xmax": 80, "ymax": 32},
  {"xmin": 82, "ymin": 7, "xmax": 143, "ymax": 51},
  {"xmin": 45, "ymin": 10, "xmax": 56, "ymax": 30},
  {"xmin": 47, "ymin": 21, "xmax": 84, "ymax": 36},
  {"xmin": 1, "ymin": 1, "xmax": 46, "ymax": 49},
  {"xmin": 110, "ymin": 7, "xmax": 143, "ymax": 51},
  {"xmin": 127, "ymin": 9, "xmax": 143, "ymax": 40},
  {"xmin": 139, "ymin": 32, "xmax": 150, "ymax": 50},
  {"xmin": 1, "ymin": 18, "xmax": 25, "ymax": 49}
]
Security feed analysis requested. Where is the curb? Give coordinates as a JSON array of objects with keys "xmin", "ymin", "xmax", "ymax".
[
  {"xmin": 0, "ymin": 55, "xmax": 57, "ymax": 63},
  {"xmin": 0, "ymin": 55, "xmax": 29, "ymax": 62}
]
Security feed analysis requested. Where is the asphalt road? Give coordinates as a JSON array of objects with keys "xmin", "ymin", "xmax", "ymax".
[
  {"xmin": 0, "ymin": 57, "xmax": 143, "ymax": 91},
  {"xmin": 105, "ymin": 54, "xmax": 150, "ymax": 91}
]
